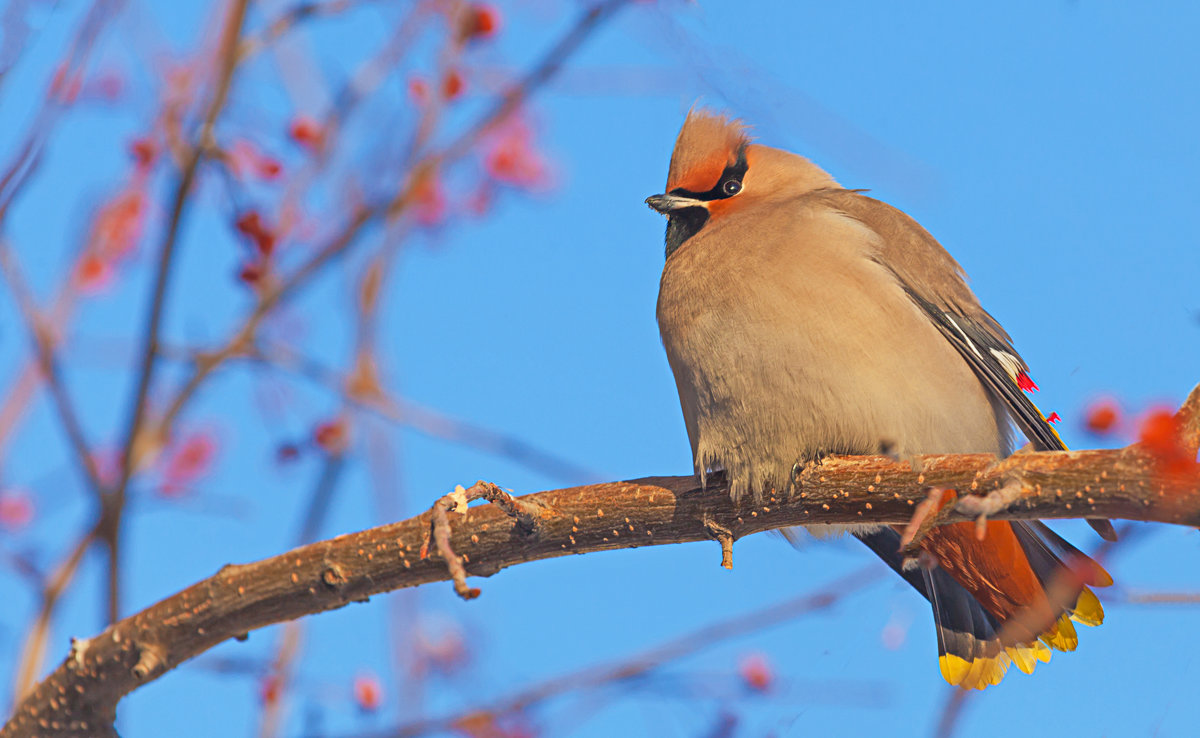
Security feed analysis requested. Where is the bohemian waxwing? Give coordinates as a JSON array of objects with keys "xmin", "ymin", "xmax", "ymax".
[{"xmin": 647, "ymin": 109, "xmax": 1114, "ymax": 690}]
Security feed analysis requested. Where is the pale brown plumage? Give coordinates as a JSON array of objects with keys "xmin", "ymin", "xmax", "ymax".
[
  {"xmin": 647, "ymin": 109, "xmax": 1111, "ymax": 690},
  {"xmin": 656, "ymin": 117, "xmax": 1010, "ymax": 497}
]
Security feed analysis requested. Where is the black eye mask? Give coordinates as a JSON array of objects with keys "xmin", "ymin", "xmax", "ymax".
[
  {"xmin": 669, "ymin": 143, "xmax": 749, "ymax": 202},
  {"xmin": 664, "ymin": 144, "xmax": 748, "ymax": 258}
]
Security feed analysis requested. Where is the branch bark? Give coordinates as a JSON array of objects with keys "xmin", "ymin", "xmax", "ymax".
[{"xmin": 5, "ymin": 385, "xmax": 1198, "ymax": 737}]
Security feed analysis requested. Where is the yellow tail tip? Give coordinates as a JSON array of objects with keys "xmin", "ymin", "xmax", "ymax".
[
  {"xmin": 941, "ymin": 640, "xmax": 1060, "ymax": 688},
  {"xmin": 1039, "ymin": 614, "xmax": 1079, "ymax": 652},
  {"xmin": 939, "ymin": 653, "xmax": 973, "ymax": 686},
  {"xmin": 1070, "ymin": 586, "xmax": 1105, "ymax": 627},
  {"xmin": 939, "ymin": 652, "xmax": 1011, "ymax": 690},
  {"xmin": 1005, "ymin": 642, "xmax": 1050, "ymax": 675}
]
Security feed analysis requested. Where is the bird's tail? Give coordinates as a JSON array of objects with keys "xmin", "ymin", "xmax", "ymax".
[{"xmin": 856, "ymin": 522, "xmax": 1111, "ymax": 690}]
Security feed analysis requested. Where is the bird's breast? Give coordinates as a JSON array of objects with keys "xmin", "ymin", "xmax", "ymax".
[{"xmin": 657, "ymin": 203, "xmax": 1005, "ymax": 500}]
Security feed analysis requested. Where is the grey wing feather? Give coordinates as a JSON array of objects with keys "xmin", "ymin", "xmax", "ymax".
[
  {"xmin": 817, "ymin": 190, "xmax": 1116, "ymax": 540},
  {"xmin": 908, "ymin": 293, "xmax": 1066, "ymax": 452}
]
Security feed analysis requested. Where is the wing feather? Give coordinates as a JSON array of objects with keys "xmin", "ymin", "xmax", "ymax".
[{"xmin": 814, "ymin": 189, "xmax": 1115, "ymax": 540}]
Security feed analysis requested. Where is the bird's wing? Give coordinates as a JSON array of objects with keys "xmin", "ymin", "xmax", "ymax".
[
  {"xmin": 907, "ymin": 292, "xmax": 1066, "ymax": 453},
  {"xmin": 813, "ymin": 189, "xmax": 1115, "ymax": 539}
]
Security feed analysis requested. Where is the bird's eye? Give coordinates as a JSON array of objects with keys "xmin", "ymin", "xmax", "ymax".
[{"xmin": 722, "ymin": 179, "xmax": 742, "ymax": 196}]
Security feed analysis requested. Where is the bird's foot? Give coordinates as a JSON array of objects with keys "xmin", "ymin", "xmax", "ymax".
[
  {"xmin": 790, "ymin": 451, "xmax": 834, "ymax": 487},
  {"xmin": 957, "ymin": 477, "xmax": 1026, "ymax": 541},
  {"xmin": 898, "ymin": 487, "xmax": 951, "ymax": 553}
]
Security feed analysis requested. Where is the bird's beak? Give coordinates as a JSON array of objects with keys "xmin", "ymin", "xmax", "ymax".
[{"xmin": 645, "ymin": 193, "xmax": 706, "ymax": 215}]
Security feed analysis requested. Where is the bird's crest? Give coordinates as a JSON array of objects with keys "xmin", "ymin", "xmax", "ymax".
[{"xmin": 666, "ymin": 109, "xmax": 751, "ymax": 194}]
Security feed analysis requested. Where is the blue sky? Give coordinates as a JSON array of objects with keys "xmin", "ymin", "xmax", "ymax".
[{"xmin": 2, "ymin": 2, "xmax": 1199, "ymax": 736}]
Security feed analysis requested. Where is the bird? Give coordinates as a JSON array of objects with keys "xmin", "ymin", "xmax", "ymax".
[{"xmin": 647, "ymin": 109, "xmax": 1113, "ymax": 690}]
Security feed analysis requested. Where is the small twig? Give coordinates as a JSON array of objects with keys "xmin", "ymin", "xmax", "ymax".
[
  {"xmin": 296, "ymin": 452, "xmax": 348, "ymax": 545},
  {"xmin": 935, "ymin": 687, "xmax": 972, "ymax": 738},
  {"xmin": 0, "ymin": 361, "xmax": 43, "ymax": 457},
  {"xmin": 242, "ymin": 0, "xmax": 382, "ymax": 59},
  {"xmin": 0, "ymin": 0, "xmax": 119, "ymax": 224},
  {"xmin": 1176, "ymin": 382, "xmax": 1200, "ymax": 454},
  {"xmin": 424, "ymin": 488, "xmax": 480, "ymax": 600},
  {"xmin": 433, "ymin": 0, "xmax": 632, "ymax": 172},
  {"xmin": 422, "ymin": 480, "xmax": 546, "ymax": 598},
  {"xmin": 0, "ymin": 239, "xmax": 105, "ymax": 495},
  {"xmin": 400, "ymin": 0, "xmax": 468, "ymax": 167},
  {"xmin": 131, "ymin": 642, "xmax": 167, "ymax": 681},
  {"xmin": 467, "ymin": 480, "xmax": 544, "ymax": 535},
  {"xmin": 12, "ymin": 530, "xmax": 95, "ymax": 701},
  {"xmin": 1121, "ymin": 591, "xmax": 1200, "ymax": 604},
  {"xmin": 0, "ymin": 0, "xmax": 36, "ymax": 98},
  {"xmin": 703, "ymin": 518, "xmax": 735, "ymax": 570},
  {"xmin": 269, "ymin": 2, "xmax": 434, "ymax": 232},
  {"xmin": 256, "ymin": 621, "xmax": 303, "ymax": 738}
]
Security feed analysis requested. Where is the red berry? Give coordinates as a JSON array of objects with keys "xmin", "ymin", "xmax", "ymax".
[
  {"xmin": 129, "ymin": 137, "xmax": 157, "ymax": 168},
  {"xmin": 288, "ymin": 115, "xmax": 324, "ymax": 151},
  {"xmin": 1084, "ymin": 400, "xmax": 1120, "ymax": 435},
  {"xmin": 461, "ymin": 4, "xmax": 500, "ymax": 41}
]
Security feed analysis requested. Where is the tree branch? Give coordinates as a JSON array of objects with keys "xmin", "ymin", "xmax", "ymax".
[
  {"xmin": 147, "ymin": 0, "xmax": 634, "ymax": 462},
  {"xmin": 386, "ymin": 565, "xmax": 885, "ymax": 738},
  {"xmin": 4, "ymin": 385, "xmax": 1198, "ymax": 737}
]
